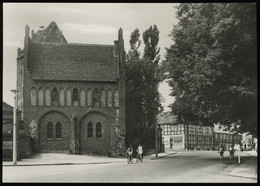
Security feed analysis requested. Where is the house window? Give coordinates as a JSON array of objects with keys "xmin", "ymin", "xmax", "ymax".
[
  {"xmin": 87, "ymin": 122, "xmax": 93, "ymax": 138},
  {"xmin": 47, "ymin": 122, "xmax": 53, "ymax": 138},
  {"xmin": 59, "ymin": 88, "xmax": 65, "ymax": 106},
  {"xmin": 100, "ymin": 89, "xmax": 106, "ymax": 107},
  {"xmin": 113, "ymin": 90, "xmax": 119, "ymax": 107},
  {"xmin": 45, "ymin": 88, "xmax": 51, "ymax": 106},
  {"xmin": 87, "ymin": 89, "xmax": 92, "ymax": 106},
  {"xmin": 107, "ymin": 90, "xmax": 112, "ymax": 107},
  {"xmin": 56, "ymin": 122, "xmax": 62, "ymax": 138},
  {"xmin": 72, "ymin": 88, "xmax": 79, "ymax": 106},
  {"xmin": 96, "ymin": 122, "xmax": 102, "ymax": 138},
  {"xmin": 66, "ymin": 88, "xmax": 72, "ymax": 106},
  {"xmin": 80, "ymin": 89, "xmax": 86, "ymax": 107},
  {"xmin": 51, "ymin": 87, "xmax": 58, "ymax": 106},
  {"xmin": 93, "ymin": 89, "xmax": 99, "ymax": 107},
  {"xmin": 30, "ymin": 87, "xmax": 37, "ymax": 106},
  {"xmin": 38, "ymin": 88, "xmax": 44, "ymax": 106}
]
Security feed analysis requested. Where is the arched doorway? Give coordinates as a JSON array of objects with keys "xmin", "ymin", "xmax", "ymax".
[{"xmin": 80, "ymin": 112, "xmax": 110, "ymax": 154}]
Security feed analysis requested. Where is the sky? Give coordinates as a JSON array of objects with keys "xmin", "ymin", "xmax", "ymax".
[{"xmin": 3, "ymin": 3, "xmax": 178, "ymax": 111}]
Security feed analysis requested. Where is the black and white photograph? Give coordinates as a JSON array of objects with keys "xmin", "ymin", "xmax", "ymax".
[{"xmin": 2, "ymin": 2, "xmax": 257, "ymax": 183}]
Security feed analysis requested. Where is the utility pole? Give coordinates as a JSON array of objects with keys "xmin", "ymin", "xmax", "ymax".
[
  {"xmin": 11, "ymin": 89, "xmax": 18, "ymax": 165},
  {"xmin": 155, "ymin": 122, "xmax": 158, "ymax": 157}
]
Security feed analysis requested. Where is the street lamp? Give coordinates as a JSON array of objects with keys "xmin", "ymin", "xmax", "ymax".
[
  {"xmin": 155, "ymin": 122, "xmax": 158, "ymax": 157},
  {"xmin": 11, "ymin": 89, "xmax": 18, "ymax": 165}
]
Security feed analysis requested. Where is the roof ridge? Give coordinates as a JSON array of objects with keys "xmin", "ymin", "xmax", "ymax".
[{"xmin": 32, "ymin": 41, "xmax": 113, "ymax": 47}]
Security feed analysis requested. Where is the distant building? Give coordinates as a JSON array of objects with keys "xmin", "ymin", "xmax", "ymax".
[
  {"xmin": 16, "ymin": 22, "xmax": 126, "ymax": 155},
  {"xmin": 2, "ymin": 102, "xmax": 31, "ymax": 160},
  {"xmin": 158, "ymin": 112, "xmax": 242, "ymax": 151}
]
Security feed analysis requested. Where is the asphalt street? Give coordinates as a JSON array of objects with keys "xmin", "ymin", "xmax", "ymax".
[{"xmin": 2, "ymin": 151, "xmax": 256, "ymax": 183}]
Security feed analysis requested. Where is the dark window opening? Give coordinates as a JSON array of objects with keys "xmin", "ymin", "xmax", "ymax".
[
  {"xmin": 87, "ymin": 122, "xmax": 93, "ymax": 138},
  {"xmin": 47, "ymin": 122, "xmax": 53, "ymax": 138},
  {"xmin": 51, "ymin": 88, "xmax": 58, "ymax": 106},
  {"xmin": 96, "ymin": 122, "xmax": 102, "ymax": 138},
  {"xmin": 72, "ymin": 88, "xmax": 79, "ymax": 106}
]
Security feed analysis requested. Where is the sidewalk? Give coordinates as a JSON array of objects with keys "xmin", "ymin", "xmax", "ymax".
[
  {"xmin": 220, "ymin": 151, "xmax": 257, "ymax": 180},
  {"xmin": 2, "ymin": 153, "xmax": 126, "ymax": 166},
  {"xmin": 150, "ymin": 150, "xmax": 177, "ymax": 160},
  {"xmin": 2, "ymin": 150, "xmax": 177, "ymax": 166}
]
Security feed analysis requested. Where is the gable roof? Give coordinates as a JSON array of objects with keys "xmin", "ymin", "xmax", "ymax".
[
  {"xmin": 30, "ymin": 42, "xmax": 119, "ymax": 81},
  {"xmin": 2, "ymin": 102, "xmax": 13, "ymax": 112},
  {"xmin": 33, "ymin": 21, "xmax": 67, "ymax": 43}
]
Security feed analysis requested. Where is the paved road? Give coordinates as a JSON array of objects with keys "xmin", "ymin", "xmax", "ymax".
[{"xmin": 3, "ymin": 151, "xmax": 256, "ymax": 183}]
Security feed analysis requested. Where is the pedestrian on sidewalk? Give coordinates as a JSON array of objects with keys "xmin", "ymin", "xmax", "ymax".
[
  {"xmin": 218, "ymin": 144, "xmax": 225, "ymax": 163},
  {"xmin": 244, "ymin": 143, "xmax": 247, "ymax": 151},
  {"xmin": 126, "ymin": 145, "xmax": 133, "ymax": 164},
  {"xmin": 229, "ymin": 145, "xmax": 235, "ymax": 162},
  {"xmin": 240, "ymin": 142, "xmax": 243, "ymax": 152}
]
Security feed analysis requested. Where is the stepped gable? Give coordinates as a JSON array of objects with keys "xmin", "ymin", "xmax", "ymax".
[{"xmin": 30, "ymin": 42, "xmax": 119, "ymax": 81}]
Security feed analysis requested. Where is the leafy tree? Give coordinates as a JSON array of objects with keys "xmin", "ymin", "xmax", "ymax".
[
  {"xmin": 126, "ymin": 26, "xmax": 163, "ymax": 149},
  {"xmin": 163, "ymin": 3, "xmax": 257, "ymax": 136}
]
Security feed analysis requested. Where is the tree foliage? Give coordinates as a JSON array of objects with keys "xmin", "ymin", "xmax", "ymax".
[
  {"xmin": 126, "ymin": 26, "xmax": 163, "ymax": 148},
  {"xmin": 163, "ymin": 3, "xmax": 257, "ymax": 136}
]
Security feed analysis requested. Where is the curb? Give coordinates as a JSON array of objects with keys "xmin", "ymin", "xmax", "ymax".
[
  {"xmin": 150, "ymin": 152, "xmax": 177, "ymax": 160},
  {"xmin": 219, "ymin": 156, "xmax": 257, "ymax": 180},
  {"xmin": 2, "ymin": 161, "xmax": 125, "ymax": 167}
]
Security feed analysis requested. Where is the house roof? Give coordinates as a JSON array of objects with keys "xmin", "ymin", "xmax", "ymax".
[
  {"xmin": 30, "ymin": 42, "xmax": 119, "ymax": 81},
  {"xmin": 157, "ymin": 112, "xmax": 178, "ymax": 125},
  {"xmin": 2, "ymin": 102, "xmax": 13, "ymax": 112}
]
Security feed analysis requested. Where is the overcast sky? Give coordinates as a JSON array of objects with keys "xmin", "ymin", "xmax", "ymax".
[{"xmin": 3, "ymin": 3, "xmax": 178, "ymax": 111}]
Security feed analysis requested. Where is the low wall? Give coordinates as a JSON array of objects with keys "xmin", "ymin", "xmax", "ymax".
[{"xmin": 2, "ymin": 133, "xmax": 32, "ymax": 161}]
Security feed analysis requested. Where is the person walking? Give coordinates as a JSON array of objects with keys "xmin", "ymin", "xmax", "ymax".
[
  {"xmin": 240, "ymin": 142, "xmax": 243, "ymax": 152},
  {"xmin": 218, "ymin": 144, "xmax": 225, "ymax": 163},
  {"xmin": 126, "ymin": 145, "xmax": 133, "ymax": 164},
  {"xmin": 229, "ymin": 145, "xmax": 235, "ymax": 162},
  {"xmin": 244, "ymin": 143, "xmax": 247, "ymax": 151},
  {"xmin": 136, "ymin": 144, "xmax": 143, "ymax": 162}
]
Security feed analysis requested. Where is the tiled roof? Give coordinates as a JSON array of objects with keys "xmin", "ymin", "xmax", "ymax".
[
  {"xmin": 2, "ymin": 102, "xmax": 13, "ymax": 112},
  {"xmin": 157, "ymin": 112, "xmax": 178, "ymax": 125},
  {"xmin": 30, "ymin": 42, "xmax": 119, "ymax": 81}
]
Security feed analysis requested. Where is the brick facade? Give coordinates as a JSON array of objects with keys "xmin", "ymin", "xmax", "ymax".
[{"xmin": 17, "ymin": 22, "xmax": 126, "ymax": 156}]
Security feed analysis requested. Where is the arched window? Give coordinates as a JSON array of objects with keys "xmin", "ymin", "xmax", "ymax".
[
  {"xmin": 80, "ymin": 89, "xmax": 86, "ymax": 107},
  {"xmin": 96, "ymin": 122, "xmax": 102, "ymax": 138},
  {"xmin": 47, "ymin": 122, "xmax": 53, "ymax": 138},
  {"xmin": 56, "ymin": 122, "xmax": 62, "ymax": 138},
  {"xmin": 45, "ymin": 88, "xmax": 51, "ymax": 106},
  {"xmin": 72, "ymin": 88, "xmax": 79, "ymax": 106},
  {"xmin": 59, "ymin": 88, "xmax": 65, "ymax": 106},
  {"xmin": 107, "ymin": 90, "xmax": 112, "ymax": 107},
  {"xmin": 51, "ymin": 88, "xmax": 58, "ymax": 106},
  {"xmin": 100, "ymin": 89, "xmax": 106, "ymax": 107},
  {"xmin": 38, "ymin": 88, "xmax": 44, "ymax": 106},
  {"xmin": 93, "ymin": 89, "xmax": 99, "ymax": 107},
  {"xmin": 66, "ymin": 88, "xmax": 72, "ymax": 106},
  {"xmin": 30, "ymin": 87, "xmax": 37, "ymax": 106},
  {"xmin": 87, "ymin": 122, "xmax": 93, "ymax": 138},
  {"xmin": 87, "ymin": 89, "xmax": 92, "ymax": 106},
  {"xmin": 113, "ymin": 90, "xmax": 119, "ymax": 107}
]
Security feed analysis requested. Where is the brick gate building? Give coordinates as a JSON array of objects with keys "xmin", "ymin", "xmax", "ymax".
[{"xmin": 16, "ymin": 22, "xmax": 126, "ymax": 155}]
